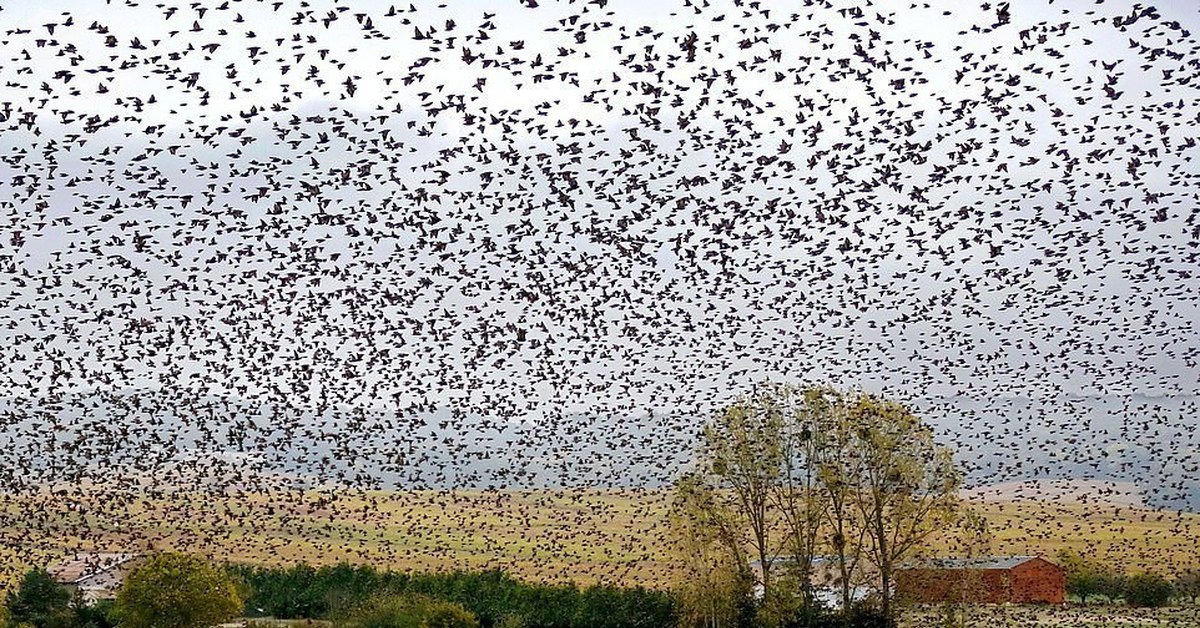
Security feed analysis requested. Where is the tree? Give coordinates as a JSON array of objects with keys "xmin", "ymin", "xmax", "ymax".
[
  {"xmin": 1123, "ymin": 573, "xmax": 1173, "ymax": 608},
  {"xmin": 1097, "ymin": 571, "xmax": 1127, "ymax": 603},
  {"xmin": 812, "ymin": 388, "xmax": 868, "ymax": 615},
  {"xmin": 1057, "ymin": 550, "xmax": 1105, "ymax": 604},
  {"xmin": 115, "ymin": 553, "xmax": 242, "ymax": 628},
  {"xmin": 1175, "ymin": 569, "xmax": 1200, "ymax": 605},
  {"xmin": 771, "ymin": 385, "xmax": 828, "ymax": 613},
  {"xmin": 671, "ymin": 474, "xmax": 753, "ymax": 628},
  {"xmin": 845, "ymin": 394, "xmax": 961, "ymax": 621},
  {"xmin": 5, "ymin": 568, "xmax": 71, "ymax": 628},
  {"xmin": 694, "ymin": 384, "xmax": 791, "ymax": 605}
]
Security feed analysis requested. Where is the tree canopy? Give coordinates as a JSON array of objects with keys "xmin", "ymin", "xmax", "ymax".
[
  {"xmin": 5, "ymin": 568, "xmax": 72, "ymax": 628},
  {"xmin": 114, "ymin": 554, "xmax": 242, "ymax": 628},
  {"xmin": 674, "ymin": 383, "xmax": 961, "ymax": 625}
]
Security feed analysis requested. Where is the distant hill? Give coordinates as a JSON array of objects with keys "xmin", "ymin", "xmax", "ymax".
[
  {"xmin": 2, "ymin": 389, "xmax": 1197, "ymax": 511},
  {"xmin": 962, "ymin": 479, "xmax": 1148, "ymax": 509}
]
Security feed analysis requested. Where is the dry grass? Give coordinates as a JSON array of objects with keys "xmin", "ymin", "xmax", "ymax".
[
  {"xmin": 2, "ymin": 487, "xmax": 1198, "ymax": 593},
  {"xmin": 0, "ymin": 487, "xmax": 677, "ymax": 590},
  {"xmin": 900, "ymin": 604, "xmax": 1200, "ymax": 627}
]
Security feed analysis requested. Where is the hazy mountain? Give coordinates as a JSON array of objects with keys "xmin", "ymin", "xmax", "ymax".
[{"xmin": 3, "ymin": 388, "xmax": 1196, "ymax": 510}]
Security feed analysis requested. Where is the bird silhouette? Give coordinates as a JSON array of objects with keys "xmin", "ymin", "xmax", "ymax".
[{"xmin": 0, "ymin": 0, "xmax": 1196, "ymax": 595}]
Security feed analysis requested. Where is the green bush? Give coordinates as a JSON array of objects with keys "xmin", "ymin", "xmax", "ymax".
[
  {"xmin": 71, "ymin": 595, "xmax": 116, "ymax": 628},
  {"xmin": 116, "ymin": 553, "xmax": 243, "ymax": 628},
  {"xmin": 1123, "ymin": 573, "xmax": 1174, "ymax": 608},
  {"xmin": 495, "ymin": 615, "xmax": 526, "ymax": 628},
  {"xmin": 1175, "ymin": 570, "xmax": 1200, "ymax": 604},
  {"xmin": 341, "ymin": 594, "xmax": 477, "ymax": 628}
]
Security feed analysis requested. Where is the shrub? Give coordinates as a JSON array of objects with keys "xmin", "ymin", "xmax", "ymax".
[
  {"xmin": 1057, "ymin": 550, "xmax": 1119, "ymax": 604},
  {"xmin": 340, "ymin": 594, "xmax": 477, "ymax": 628},
  {"xmin": 71, "ymin": 595, "xmax": 117, "ymax": 628},
  {"xmin": 781, "ymin": 605, "xmax": 892, "ymax": 628},
  {"xmin": 1123, "ymin": 573, "xmax": 1173, "ymax": 608},
  {"xmin": 1176, "ymin": 569, "xmax": 1200, "ymax": 604},
  {"xmin": 495, "ymin": 615, "xmax": 526, "ymax": 628}
]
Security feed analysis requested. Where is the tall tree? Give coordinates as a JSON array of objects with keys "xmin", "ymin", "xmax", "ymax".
[
  {"xmin": 696, "ymin": 384, "xmax": 790, "ymax": 604},
  {"xmin": 769, "ymin": 385, "xmax": 826, "ymax": 611},
  {"xmin": 675, "ymin": 384, "xmax": 962, "ymax": 626},
  {"xmin": 812, "ymin": 388, "xmax": 868, "ymax": 615},
  {"xmin": 846, "ymin": 394, "xmax": 961, "ymax": 621},
  {"xmin": 669, "ymin": 477, "xmax": 752, "ymax": 628}
]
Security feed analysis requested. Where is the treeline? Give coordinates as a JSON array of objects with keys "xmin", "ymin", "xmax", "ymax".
[
  {"xmin": 1059, "ymin": 550, "xmax": 1200, "ymax": 608},
  {"xmin": 230, "ymin": 564, "xmax": 677, "ymax": 628}
]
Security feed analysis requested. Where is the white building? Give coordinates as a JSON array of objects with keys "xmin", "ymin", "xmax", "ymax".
[
  {"xmin": 748, "ymin": 555, "xmax": 873, "ymax": 609},
  {"xmin": 48, "ymin": 552, "xmax": 143, "ymax": 603}
]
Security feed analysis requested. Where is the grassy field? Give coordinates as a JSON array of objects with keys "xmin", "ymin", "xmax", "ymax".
[
  {"xmin": 900, "ymin": 604, "xmax": 1200, "ymax": 627},
  {"xmin": 228, "ymin": 609, "xmax": 1200, "ymax": 628},
  {"xmin": 3, "ymin": 486, "xmax": 1199, "ymax": 592}
]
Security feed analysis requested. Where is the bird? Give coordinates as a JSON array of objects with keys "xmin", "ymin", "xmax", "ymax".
[{"xmin": 0, "ymin": 0, "xmax": 1196, "ymax": 595}]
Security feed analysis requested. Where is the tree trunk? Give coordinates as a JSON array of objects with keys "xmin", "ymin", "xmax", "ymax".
[
  {"xmin": 758, "ymin": 545, "xmax": 771, "ymax": 603},
  {"xmin": 878, "ymin": 528, "xmax": 892, "ymax": 623},
  {"xmin": 880, "ymin": 567, "xmax": 891, "ymax": 623}
]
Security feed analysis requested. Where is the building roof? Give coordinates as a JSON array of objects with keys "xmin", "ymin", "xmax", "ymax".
[
  {"xmin": 748, "ymin": 555, "xmax": 837, "ymax": 569},
  {"xmin": 902, "ymin": 556, "xmax": 1048, "ymax": 571},
  {"xmin": 47, "ymin": 552, "xmax": 140, "ymax": 584}
]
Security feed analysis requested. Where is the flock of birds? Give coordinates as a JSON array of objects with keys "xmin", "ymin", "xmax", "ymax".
[{"xmin": 0, "ymin": 0, "xmax": 1199, "ymax": 590}]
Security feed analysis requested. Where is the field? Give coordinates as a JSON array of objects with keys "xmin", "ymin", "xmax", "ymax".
[
  {"xmin": 900, "ymin": 604, "xmax": 1200, "ymax": 627},
  {"xmin": 3, "ymin": 486, "xmax": 1199, "ymax": 592}
]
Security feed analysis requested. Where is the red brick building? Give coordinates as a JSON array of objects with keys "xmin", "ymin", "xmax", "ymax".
[{"xmin": 895, "ymin": 556, "xmax": 1065, "ymax": 605}]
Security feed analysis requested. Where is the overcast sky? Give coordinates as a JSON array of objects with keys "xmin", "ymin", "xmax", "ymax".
[{"xmin": 1, "ymin": 0, "xmax": 1199, "ymax": 498}]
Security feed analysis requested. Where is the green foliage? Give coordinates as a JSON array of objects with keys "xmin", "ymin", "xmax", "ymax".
[
  {"xmin": 1057, "ymin": 550, "xmax": 1116, "ymax": 605},
  {"xmin": 340, "ymin": 593, "xmax": 477, "ymax": 628},
  {"xmin": 69, "ymin": 591, "xmax": 116, "ymax": 628},
  {"xmin": 1123, "ymin": 573, "xmax": 1174, "ymax": 608},
  {"xmin": 231, "ymin": 565, "xmax": 676, "ymax": 628},
  {"xmin": 1176, "ymin": 569, "xmax": 1200, "ymax": 604},
  {"xmin": 494, "ymin": 615, "xmax": 526, "ymax": 628},
  {"xmin": 4, "ymin": 569, "xmax": 71, "ymax": 628},
  {"xmin": 115, "ymin": 554, "xmax": 242, "ymax": 628},
  {"xmin": 1097, "ymin": 571, "xmax": 1127, "ymax": 602},
  {"xmin": 233, "ymin": 563, "xmax": 386, "ymax": 619}
]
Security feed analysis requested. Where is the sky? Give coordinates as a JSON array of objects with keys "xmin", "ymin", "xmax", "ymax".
[{"xmin": 0, "ymin": 0, "xmax": 1198, "ymax": 502}]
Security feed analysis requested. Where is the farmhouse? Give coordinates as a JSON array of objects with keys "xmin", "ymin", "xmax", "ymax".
[
  {"xmin": 48, "ymin": 552, "xmax": 143, "ymax": 603},
  {"xmin": 895, "ymin": 556, "xmax": 1065, "ymax": 605}
]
